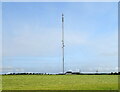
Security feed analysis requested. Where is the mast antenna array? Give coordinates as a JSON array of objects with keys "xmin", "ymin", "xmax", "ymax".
[{"xmin": 62, "ymin": 13, "xmax": 65, "ymax": 73}]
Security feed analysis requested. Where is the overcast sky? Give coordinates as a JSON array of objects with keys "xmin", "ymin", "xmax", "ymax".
[{"xmin": 2, "ymin": 2, "xmax": 118, "ymax": 73}]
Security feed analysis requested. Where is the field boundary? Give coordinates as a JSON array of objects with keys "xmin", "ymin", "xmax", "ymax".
[{"xmin": 1, "ymin": 90, "xmax": 119, "ymax": 92}]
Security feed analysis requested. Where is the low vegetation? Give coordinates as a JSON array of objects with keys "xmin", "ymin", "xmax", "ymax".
[{"xmin": 2, "ymin": 75, "xmax": 118, "ymax": 90}]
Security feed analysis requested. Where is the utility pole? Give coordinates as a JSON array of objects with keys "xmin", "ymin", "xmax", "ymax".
[{"xmin": 62, "ymin": 13, "xmax": 65, "ymax": 73}]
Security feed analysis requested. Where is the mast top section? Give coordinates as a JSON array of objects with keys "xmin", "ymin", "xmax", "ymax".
[
  {"xmin": 62, "ymin": 13, "xmax": 64, "ymax": 17},
  {"xmin": 62, "ymin": 14, "xmax": 64, "ymax": 22}
]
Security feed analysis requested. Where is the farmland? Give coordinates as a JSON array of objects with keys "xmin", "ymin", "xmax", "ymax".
[{"xmin": 2, "ymin": 75, "xmax": 118, "ymax": 90}]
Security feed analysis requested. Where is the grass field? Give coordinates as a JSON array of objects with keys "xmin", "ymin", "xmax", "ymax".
[{"xmin": 2, "ymin": 75, "xmax": 118, "ymax": 90}]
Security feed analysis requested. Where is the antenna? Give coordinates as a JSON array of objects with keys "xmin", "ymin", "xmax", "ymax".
[
  {"xmin": 62, "ymin": 13, "xmax": 65, "ymax": 73},
  {"xmin": 96, "ymin": 69, "xmax": 98, "ymax": 73}
]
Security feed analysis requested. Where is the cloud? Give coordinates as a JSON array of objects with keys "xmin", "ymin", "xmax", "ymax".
[
  {"xmin": 3, "ymin": 28, "xmax": 88, "ymax": 57},
  {"xmin": 65, "ymin": 31, "xmax": 88, "ymax": 46},
  {"xmin": 86, "ymin": 66, "xmax": 118, "ymax": 72},
  {"xmin": 3, "ymin": 29, "xmax": 60, "ymax": 57},
  {"xmin": 3, "ymin": 28, "xmax": 118, "ymax": 58},
  {"xmin": 1, "ymin": 66, "xmax": 25, "ymax": 73},
  {"xmin": 100, "ymin": 52, "xmax": 118, "ymax": 56},
  {"xmin": 87, "ymin": 31, "xmax": 118, "ymax": 57}
]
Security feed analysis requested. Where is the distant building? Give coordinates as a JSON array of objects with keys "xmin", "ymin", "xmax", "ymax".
[{"xmin": 66, "ymin": 71, "xmax": 72, "ymax": 75}]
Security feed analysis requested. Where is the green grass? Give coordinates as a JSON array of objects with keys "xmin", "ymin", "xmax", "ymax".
[{"xmin": 2, "ymin": 75, "xmax": 118, "ymax": 90}]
